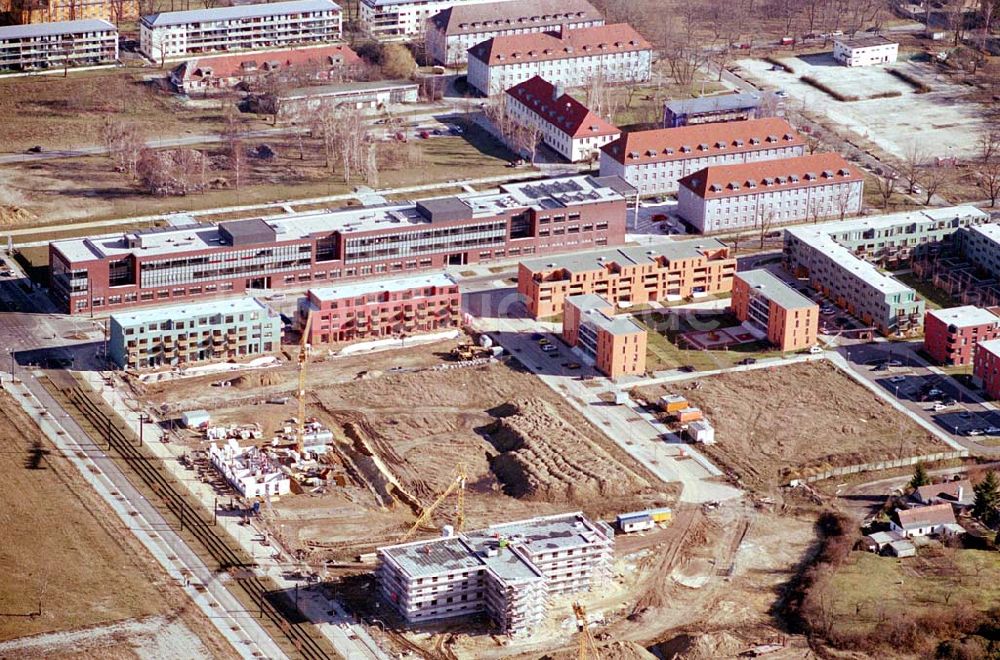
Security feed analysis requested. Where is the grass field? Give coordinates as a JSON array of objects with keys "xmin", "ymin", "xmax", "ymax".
[
  {"xmin": 893, "ymin": 272, "xmax": 955, "ymax": 310},
  {"xmin": 0, "ymin": 391, "xmax": 210, "ymax": 646},
  {"xmin": 4, "ymin": 130, "xmax": 521, "ymax": 225},
  {"xmin": 824, "ymin": 550, "xmax": 1000, "ymax": 640},
  {"xmin": 634, "ymin": 309, "xmax": 782, "ymax": 372}
]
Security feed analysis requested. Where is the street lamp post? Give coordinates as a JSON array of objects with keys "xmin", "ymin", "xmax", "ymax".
[{"xmin": 8, "ymin": 348, "xmax": 13, "ymax": 382}]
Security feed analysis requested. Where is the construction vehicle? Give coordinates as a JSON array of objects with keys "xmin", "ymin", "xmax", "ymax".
[
  {"xmin": 296, "ymin": 312, "xmax": 313, "ymax": 455},
  {"xmin": 450, "ymin": 342, "xmax": 490, "ymax": 361},
  {"xmin": 573, "ymin": 602, "xmax": 600, "ymax": 660},
  {"xmin": 400, "ymin": 466, "xmax": 466, "ymax": 542}
]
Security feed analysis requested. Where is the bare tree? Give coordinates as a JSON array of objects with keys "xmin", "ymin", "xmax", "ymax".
[
  {"xmin": 136, "ymin": 149, "xmax": 208, "ymax": 195},
  {"xmin": 101, "ymin": 116, "xmax": 146, "ymax": 180},
  {"xmin": 902, "ymin": 144, "xmax": 925, "ymax": 194},
  {"xmin": 513, "ymin": 123, "xmax": 541, "ymax": 164},
  {"xmin": 920, "ymin": 165, "xmax": 948, "ymax": 205},
  {"xmin": 835, "ymin": 185, "xmax": 856, "ymax": 220},
  {"xmin": 978, "ymin": 159, "xmax": 1000, "ymax": 207},
  {"xmin": 755, "ymin": 204, "xmax": 776, "ymax": 249},
  {"xmin": 872, "ymin": 167, "xmax": 898, "ymax": 209},
  {"xmin": 222, "ymin": 108, "xmax": 245, "ymax": 190}
]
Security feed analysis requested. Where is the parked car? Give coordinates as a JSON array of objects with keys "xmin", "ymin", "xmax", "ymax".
[
  {"xmin": 942, "ymin": 397, "xmax": 958, "ymax": 406},
  {"xmin": 932, "ymin": 403, "xmax": 948, "ymax": 412},
  {"xmin": 432, "ymin": 128, "xmax": 443, "ymax": 136},
  {"xmin": 738, "ymin": 358, "xmax": 757, "ymax": 366},
  {"xmin": 959, "ymin": 410, "xmax": 972, "ymax": 419},
  {"xmin": 886, "ymin": 359, "xmax": 903, "ymax": 367},
  {"xmin": 983, "ymin": 426, "xmax": 1000, "ymax": 435},
  {"xmin": 541, "ymin": 343, "xmax": 557, "ymax": 352},
  {"xmin": 888, "ymin": 375, "xmax": 906, "ymax": 383},
  {"xmin": 448, "ymin": 126, "xmax": 465, "ymax": 135},
  {"xmin": 809, "ymin": 345, "xmax": 823, "ymax": 354},
  {"xmin": 26, "ymin": 145, "xmax": 42, "ymax": 153},
  {"xmin": 419, "ymin": 131, "xmax": 430, "ymax": 139},
  {"xmin": 927, "ymin": 388, "xmax": 944, "ymax": 398},
  {"xmin": 538, "ymin": 337, "xmax": 550, "ymax": 345},
  {"xmin": 965, "ymin": 428, "xmax": 984, "ymax": 436},
  {"xmin": 678, "ymin": 365, "xmax": 696, "ymax": 373}
]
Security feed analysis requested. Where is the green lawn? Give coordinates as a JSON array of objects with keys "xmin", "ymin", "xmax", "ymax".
[
  {"xmin": 635, "ymin": 310, "xmax": 784, "ymax": 372},
  {"xmin": 893, "ymin": 272, "xmax": 955, "ymax": 310},
  {"xmin": 825, "ymin": 550, "xmax": 1000, "ymax": 640}
]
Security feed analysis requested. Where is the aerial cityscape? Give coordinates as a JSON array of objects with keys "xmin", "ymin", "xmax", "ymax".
[{"xmin": 1, "ymin": 0, "xmax": 999, "ymax": 657}]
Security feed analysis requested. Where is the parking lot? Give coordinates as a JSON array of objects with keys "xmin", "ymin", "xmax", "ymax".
[{"xmin": 844, "ymin": 342, "xmax": 1000, "ymax": 451}]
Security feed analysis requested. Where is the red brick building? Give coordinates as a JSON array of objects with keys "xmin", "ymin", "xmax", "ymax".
[
  {"xmin": 731, "ymin": 269, "xmax": 818, "ymax": 352},
  {"xmin": 974, "ymin": 338, "xmax": 1000, "ymax": 400},
  {"xmin": 923, "ymin": 306, "xmax": 1000, "ymax": 366},
  {"xmin": 299, "ymin": 273, "xmax": 461, "ymax": 345},
  {"xmin": 49, "ymin": 175, "xmax": 629, "ymax": 316}
]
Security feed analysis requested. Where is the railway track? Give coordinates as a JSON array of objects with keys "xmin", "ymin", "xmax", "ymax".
[{"xmin": 47, "ymin": 377, "xmax": 338, "ymax": 660}]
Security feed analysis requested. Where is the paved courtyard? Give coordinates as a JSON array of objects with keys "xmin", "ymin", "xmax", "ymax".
[{"xmin": 736, "ymin": 56, "xmax": 990, "ymax": 160}]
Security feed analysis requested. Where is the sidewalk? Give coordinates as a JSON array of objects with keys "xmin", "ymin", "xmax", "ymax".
[
  {"xmin": 80, "ymin": 371, "xmax": 390, "ymax": 660},
  {"xmin": 2, "ymin": 374, "xmax": 285, "ymax": 660}
]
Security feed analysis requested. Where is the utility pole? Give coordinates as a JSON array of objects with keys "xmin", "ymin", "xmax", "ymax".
[{"xmin": 138, "ymin": 413, "xmax": 144, "ymax": 446}]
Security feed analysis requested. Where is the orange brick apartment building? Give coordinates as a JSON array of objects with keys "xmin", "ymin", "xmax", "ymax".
[
  {"xmin": 518, "ymin": 239, "xmax": 736, "ymax": 318},
  {"xmin": 299, "ymin": 273, "xmax": 461, "ymax": 346},
  {"xmin": 974, "ymin": 338, "xmax": 1000, "ymax": 400},
  {"xmin": 563, "ymin": 294, "xmax": 646, "ymax": 378},
  {"xmin": 731, "ymin": 269, "xmax": 818, "ymax": 352},
  {"xmin": 2, "ymin": 0, "xmax": 136, "ymax": 24}
]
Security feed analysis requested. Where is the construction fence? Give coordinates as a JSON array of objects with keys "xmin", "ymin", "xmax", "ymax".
[{"xmin": 787, "ymin": 450, "xmax": 970, "ymax": 486}]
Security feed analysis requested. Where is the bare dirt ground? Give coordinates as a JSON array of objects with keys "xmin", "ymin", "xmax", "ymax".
[
  {"xmin": 635, "ymin": 361, "xmax": 947, "ymax": 496},
  {"xmin": 0, "ymin": 391, "xmax": 234, "ymax": 658},
  {"xmin": 136, "ymin": 339, "xmax": 677, "ymax": 560}
]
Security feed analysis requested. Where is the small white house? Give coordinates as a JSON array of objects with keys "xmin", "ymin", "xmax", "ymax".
[
  {"xmin": 686, "ymin": 419, "xmax": 716, "ymax": 444},
  {"xmin": 889, "ymin": 503, "xmax": 958, "ymax": 538},
  {"xmin": 832, "ymin": 36, "xmax": 898, "ymax": 67}
]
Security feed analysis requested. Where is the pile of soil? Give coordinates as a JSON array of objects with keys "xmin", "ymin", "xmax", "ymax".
[
  {"xmin": 487, "ymin": 398, "xmax": 649, "ymax": 502},
  {"xmin": 0, "ymin": 205, "xmax": 35, "ymax": 227},
  {"xmin": 231, "ymin": 370, "xmax": 282, "ymax": 389}
]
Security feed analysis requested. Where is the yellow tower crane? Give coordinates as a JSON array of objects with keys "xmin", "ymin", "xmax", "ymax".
[
  {"xmin": 573, "ymin": 602, "xmax": 601, "ymax": 660},
  {"xmin": 296, "ymin": 312, "xmax": 313, "ymax": 455},
  {"xmin": 400, "ymin": 466, "xmax": 466, "ymax": 542}
]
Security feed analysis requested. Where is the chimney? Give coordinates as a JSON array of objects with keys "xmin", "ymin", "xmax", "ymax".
[
  {"xmin": 957, "ymin": 485, "xmax": 964, "ymax": 502},
  {"xmin": 553, "ymin": 83, "xmax": 564, "ymax": 101}
]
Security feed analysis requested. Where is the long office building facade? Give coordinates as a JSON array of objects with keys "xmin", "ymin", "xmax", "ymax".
[
  {"xmin": 783, "ymin": 206, "xmax": 990, "ymax": 336},
  {"xmin": 518, "ymin": 238, "xmax": 736, "ymax": 318},
  {"xmin": 426, "ymin": 0, "xmax": 603, "ymax": 66},
  {"xmin": 109, "ymin": 297, "xmax": 282, "ymax": 369},
  {"xmin": 139, "ymin": 0, "xmax": 342, "ymax": 60},
  {"xmin": 299, "ymin": 273, "xmax": 461, "ymax": 345},
  {"xmin": 49, "ymin": 175, "xmax": 629, "ymax": 316},
  {"xmin": 598, "ymin": 117, "xmax": 805, "ymax": 197},
  {"xmin": 0, "ymin": 19, "xmax": 117, "ymax": 71}
]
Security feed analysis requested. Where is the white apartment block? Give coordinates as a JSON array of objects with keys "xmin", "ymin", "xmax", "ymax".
[
  {"xmin": 833, "ymin": 35, "xmax": 898, "ymax": 67},
  {"xmin": 0, "ymin": 19, "xmax": 118, "ymax": 71},
  {"xmin": 377, "ymin": 512, "xmax": 613, "ymax": 635},
  {"xmin": 361, "ymin": 0, "xmax": 518, "ymax": 40},
  {"xmin": 676, "ymin": 153, "xmax": 864, "ymax": 234},
  {"xmin": 504, "ymin": 76, "xmax": 620, "ymax": 162},
  {"xmin": 599, "ymin": 117, "xmax": 806, "ymax": 197},
  {"xmin": 956, "ymin": 223, "xmax": 1000, "ymax": 279},
  {"xmin": 467, "ymin": 23, "xmax": 652, "ymax": 96},
  {"xmin": 209, "ymin": 439, "xmax": 291, "ymax": 499},
  {"xmin": 426, "ymin": 0, "xmax": 603, "ymax": 66},
  {"xmin": 784, "ymin": 206, "xmax": 989, "ymax": 336},
  {"xmin": 139, "ymin": 0, "xmax": 342, "ymax": 61}
]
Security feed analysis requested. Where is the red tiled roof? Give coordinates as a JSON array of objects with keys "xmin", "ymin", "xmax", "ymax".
[
  {"xmin": 895, "ymin": 503, "xmax": 957, "ymax": 529},
  {"xmin": 175, "ymin": 44, "xmax": 362, "ymax": 83},
  {"xmin": 677, "ymin": 153, "xmax": 861, "ymax": 200},
  {"xmin": 505, "ymin": 76, "xmax": 619, "ymax": 139},
  {"xmin": 431, "ymin": 0, "xmax": 602, "ymax": 37},
  {"xmin": 469, "ymin": 23, "xmax": 652, "ymax": 66},
  {"xmin": 601, "ymin": 118, "xmax": 804, "ymax": 166}
]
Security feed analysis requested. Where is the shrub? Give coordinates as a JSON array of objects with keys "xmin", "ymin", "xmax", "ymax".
[
  {"xmin": 800, "ymin": 76, "xmax": 860, "ymax": 102},
  {"xmin": 887, "ymin": 68, "xmax": 932, "ymax": 93}
]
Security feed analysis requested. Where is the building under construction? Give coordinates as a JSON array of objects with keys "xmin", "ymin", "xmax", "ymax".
[{"xmin": 376, "ymin": 512, "xmax": 614, "ymax": 636}]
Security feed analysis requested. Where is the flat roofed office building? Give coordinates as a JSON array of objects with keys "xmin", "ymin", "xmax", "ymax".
[
  {"xmin": 300, "ymin": 273, "xmax": 461, "ymax": 345},
  {"xmin": 139, "ymin": 0, "xmax": 342, "ymax": 60},
  {"xmin": 0, "ymin": 19, "xmax": 117, "ymax": 71},
  {"xmin": 109, "ymin": 297, "xmax": 282, "ymax": 369},
  {"xmin": 731, "ymin": 269, "xmax": 818, "ymax": 352},
  {"xmin": 49, "ymin": 175, "xmax": 629, "ymax": 316}
]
